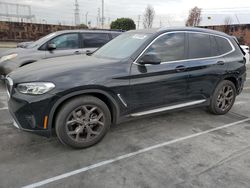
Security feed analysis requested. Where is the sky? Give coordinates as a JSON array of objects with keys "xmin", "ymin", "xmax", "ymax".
[{"xmin": 1, "ymin": 0, "xmax": 250, "ymax": 28}]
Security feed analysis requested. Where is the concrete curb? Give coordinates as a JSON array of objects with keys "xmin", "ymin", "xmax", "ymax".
[{"xmin": 0, "ymin": 42, "xmax": 17, "ymax": 48}]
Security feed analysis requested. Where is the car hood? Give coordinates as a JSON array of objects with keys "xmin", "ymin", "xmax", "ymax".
[
  {"xmin": 0, "ymin": 47, "xmax": 33, "ymax": 57},
  {"xmin": 9, "ymin": 54, "xmax": 121, "ymax": 84}
]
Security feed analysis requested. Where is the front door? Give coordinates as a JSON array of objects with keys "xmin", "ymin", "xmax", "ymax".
[
  {"xmin": 45, "ymin": 33, "xmax": 83, "ymax": 58},
  {"xmin": 129, "ymin": 32, "xmax": 190, "ymax": 114}
]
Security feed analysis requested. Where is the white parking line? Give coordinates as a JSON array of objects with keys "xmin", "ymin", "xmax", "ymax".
[
  {"xmin": 247, "ymin": 78, "xmax": 250, "ymax": 80},
  {"xmin": 0, "ymin": 107, "xmax": 8, "ymax": 111},
  {"xmin": 244, "ymin": 87, "xmax": 250, "ymax": 90},
  {"xmin": 22, "ymin": 118, "xmax": 250, "ymax": 188},
  {"xmin": 234, "ymin": 101, "xmax": 246, "ymax": 105}
]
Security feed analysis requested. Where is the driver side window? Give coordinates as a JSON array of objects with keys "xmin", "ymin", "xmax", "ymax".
[
  {"xmin": 145, "ymin": 33, "xmax": 185, "ymax": 62},
  {"xmin": 48, "ymin": 33, "xmax": 80, "ymax": 50}
]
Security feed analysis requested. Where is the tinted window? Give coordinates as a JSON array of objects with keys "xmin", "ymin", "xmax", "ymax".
[
  {"xmin": 144, "ymin": 33, "xmax": 185, "ymax": 62},
  {"xmin": 210, "ymin": 35, "xmax": 220, "ymax": 56},
  {"xmin": 83, "ymin": 33, "xmax": 110, "ymax": 48},
  {"xmin": 215, "ymin": 36, "xmax": 233, "ymax": 55},
  {"xmin": 49, "ymin": 33, "xmax": 80, "ymax": 50},
  {"xmin": 188, "ymin": 33, "xmax": 211, "ymax": 59},
  {"xmin": 111, "ymin": 33, "xmax": 121, "ymax": 39}
]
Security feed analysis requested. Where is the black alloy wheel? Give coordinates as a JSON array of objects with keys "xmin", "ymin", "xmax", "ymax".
[
  {"xmin": 55, "ymin": 96, "xmax": 111, "ymax": 148},
  {"xmin": 208, "ymin": 80, "xmax": 236, "ymax": 115}
]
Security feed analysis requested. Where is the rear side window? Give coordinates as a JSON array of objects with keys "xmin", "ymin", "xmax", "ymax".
[
  {"xmin": 210, "ymin": 36, "xmax": 221, "ymax": 56},
  {"xmin": 111, "ymin": 33, "xmax": 121, "ymax": 39},
  {"xmin": 215, "ymin": 36, "xmax": 233, "ymax": 55},
  {"xmin": 188, "ymin": 33, "xmax": 212, "ymax": 59},
  {"xmin": 82, "ymin": 33, "xmax": 110, "ymax": 48}
]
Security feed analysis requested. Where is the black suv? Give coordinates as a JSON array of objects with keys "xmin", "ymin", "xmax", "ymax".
[
  {"xmin": 0, "ymin": 30, "xmax": 121, "ymax": 76},
  {"xmin": 6, "ymin": 27, "xmax": 246, "ymax": 148}
]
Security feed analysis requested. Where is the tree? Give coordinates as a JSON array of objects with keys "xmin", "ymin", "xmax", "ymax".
[
  {"xmin": 186, "ymin": 6, "xmax": 202, "ymax": 27},
  {"xmin": 223, "ymin": 16, "xmax": 232, "ymax": 33},
  {"xmin": 78, "ymin": 24, "xmax": 88, "ymax": 29},
  {"xmin": 143, "ymin": 5, "xmax": 155, "ymax": 29},
  {"xmin": 110, "ymin": 18, "xmax": 136, "ymax": 31}
]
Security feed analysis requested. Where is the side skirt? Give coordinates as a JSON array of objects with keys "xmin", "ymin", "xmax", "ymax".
[{"xmin": 130, "ymin": 100, "xmax": 207, "ymax": 117}]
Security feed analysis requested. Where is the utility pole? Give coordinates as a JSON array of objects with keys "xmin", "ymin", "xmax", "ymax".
[
  {"xmin": 159, "ymin": 17, "xmax": 162, "ymax": 28},
  {"xmin": 85, "ymin": 12, "xmax": 88, "ymax": 25},
  {"xmin": 101, "ymin": 0, "xmax": 104, "ymax": 29},
  {"xmin": 97, "ymin": 8, "xmax": 100, "ymax": 28},
  {"xmin": 74, "ymin": 0, "xmax": 80, "ymax": 26},
  {"xmin": 137, "ymin": 15, "xmax": 141, "ymax": 29}
]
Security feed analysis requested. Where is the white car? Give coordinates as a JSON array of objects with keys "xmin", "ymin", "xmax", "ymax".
[{"xmin": 240, "ymin": 45, "xmax": 249, "ymax": 64}]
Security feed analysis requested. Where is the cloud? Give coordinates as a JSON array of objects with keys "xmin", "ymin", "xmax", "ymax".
[{"xmin": 1, "ymin": 0, "xmax": 250, "ymax": 27}]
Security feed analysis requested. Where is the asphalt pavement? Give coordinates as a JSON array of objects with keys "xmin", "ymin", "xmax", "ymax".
[{"xmin": 0, "ymin": 47, "xmax": 250, "ymax": 188}]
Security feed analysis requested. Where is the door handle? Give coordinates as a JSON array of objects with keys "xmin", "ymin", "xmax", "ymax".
[
  {"xmin": 74, "ymin": 51, "xmax": 81, "ymax": 55},
  {"xmin": 217, "ymin": 61, "xmax": 225, "ymax": 65},
  {"xmin": 175, "ymin": 65, "xmax": 186, "ymax": 72}
]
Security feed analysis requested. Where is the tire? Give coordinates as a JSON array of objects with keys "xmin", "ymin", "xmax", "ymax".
[
  {"xmin": 55, "ymin": 96, "xmax": 111, "ymax": 149},
  {"xmin": 208, "ymin": 80, "xmax": 236, "ymax": 115}
]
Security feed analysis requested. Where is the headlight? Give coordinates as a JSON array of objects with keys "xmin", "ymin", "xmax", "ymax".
[
  {"xmin": 17, "ymin": 82, "xmax": 55, "ymax": 95},
  {"xmin": 0, "ymin": 54, "xmax": 18, "ymax": 63}
]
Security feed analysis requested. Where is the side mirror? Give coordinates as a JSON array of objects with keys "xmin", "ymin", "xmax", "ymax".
[
  {"xmin": 139, "ymin": 53, "xmax": 161, "ymax": 65},
  {"xmin": 47, "ymin": 43, "xmax": 56, "ymax": 51},
  {"xmin": 86, "ymin": 50, "xmax": 93, "ymax": 56}
]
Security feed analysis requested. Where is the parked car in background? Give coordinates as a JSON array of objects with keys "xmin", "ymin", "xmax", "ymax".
[
  {"xmin": 0, "ymin": 30, "xmax": 122, "ymax": 76},
  {"xmin": 17, "ymin": 41, "xmax": 34, "ymax": 48},
  {"xmin": 240, "ymin": 45, "xmax": 249, "ymax": 64},
  {"xmin": 6, "ymin": 27, "xmax": 246, "ymax": 148}
]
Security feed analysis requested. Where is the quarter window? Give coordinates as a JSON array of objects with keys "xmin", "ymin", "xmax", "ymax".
[
  {"xmin": 82, "ymin": 33, "xmax": 110, "ymax": 48},
  {"xmin": 48, "ymin": 33, "xmax": 80, "ymax": 50},
  {"xmin": 144, "ymin": 33, "xmax": 185, "ymax": 62},
  {"xmin": 111, "ymin": 33, "xmax": 121, "ymax": 39},
  {"xmin": 215, "ymin": 36, "xmax": 233, "ymax": 55},
  {"xmin": 188, "ymin": 33, "xmax": 212, "ymax": 59}
]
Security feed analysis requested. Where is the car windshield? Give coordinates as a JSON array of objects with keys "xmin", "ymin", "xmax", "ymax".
[
  {"xmin": 27, "ymin": 32, "xmax": 57, "ymax": 48},
  {"xmin": 93, "ymin": 32, "xmax": 152, "ymax": 59}
]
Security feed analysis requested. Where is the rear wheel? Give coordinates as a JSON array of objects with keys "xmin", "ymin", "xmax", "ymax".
[
  {"xmin": 55, "ymin": 96, "xmax": 111, "ymax": 149},
  {"xmin": 208, "ymin": 80, "xmax": 236, "ymax": 115}
]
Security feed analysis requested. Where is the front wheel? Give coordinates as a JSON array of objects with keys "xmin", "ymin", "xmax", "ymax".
[
  {"xmin": 55, "ymin": 96, "xmax": 111, "ymax": 149},
  {"xmin": 208, "ymin": 80, "xmax": 236, "ymax": 115}
]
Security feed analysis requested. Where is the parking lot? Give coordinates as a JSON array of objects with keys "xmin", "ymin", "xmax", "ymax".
[{"xmin": 0, "ymin": 46, "xmax": 250, "ymax": 187}]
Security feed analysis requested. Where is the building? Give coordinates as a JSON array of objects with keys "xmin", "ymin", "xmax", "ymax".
[
  {"xmin": 200, "ymin": 14, "xmax": 250, "ymax": 46},
  {"xmin": 201, "ymin": 24, "xmax": 250, "ymax": 46}
]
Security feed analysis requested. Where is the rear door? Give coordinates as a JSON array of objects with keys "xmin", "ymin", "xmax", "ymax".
[
  {"xmin": 45, "ymin": 33, "xmax": 83, "ymax": 58},
  {"xmin": 81, "ymin": 33, "xmax": 111, "ymax": 54},
  {"xmin": 186, "ymin": 33, "xmax": 230, "ymax": 101}
]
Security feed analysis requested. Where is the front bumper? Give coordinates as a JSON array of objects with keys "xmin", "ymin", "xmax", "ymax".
[{"xmin": 7, "ymin": 87, "xmax": 60, "ymax": 137}]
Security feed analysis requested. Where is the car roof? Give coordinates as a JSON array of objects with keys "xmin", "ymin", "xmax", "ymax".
[
  {"xmin": 127, "ymin": 27, "xmax": 230, "ymax": 38},
  {"xmin": 52, "ymin": 29, "xmax": 123, "ymax": 35}
]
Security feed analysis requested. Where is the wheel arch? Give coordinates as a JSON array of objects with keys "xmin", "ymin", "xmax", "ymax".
[
  {"xmin": 223, "ymin": 76, "xmax": 240, "ymax": 93},
  {"xmin": 20, "ymin": 60, "xmax": 36, "ymax": 67},
  {"xmin": 48, "ymin": 89, "xmax": 120, "ymax": 131}
]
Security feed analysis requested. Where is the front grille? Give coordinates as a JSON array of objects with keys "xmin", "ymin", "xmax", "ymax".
[{"xmin": 5, "ymin": 76, "xmax": 13, "ymax": 98}]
